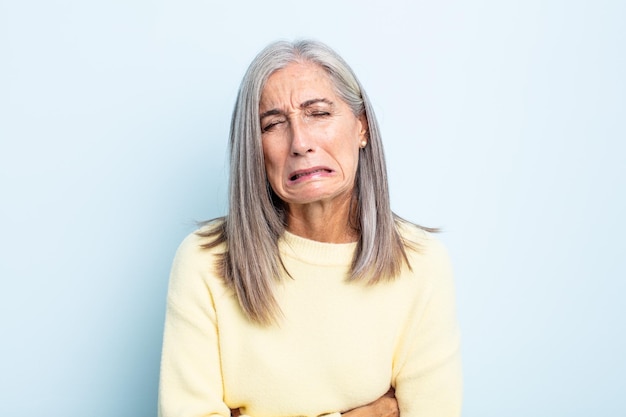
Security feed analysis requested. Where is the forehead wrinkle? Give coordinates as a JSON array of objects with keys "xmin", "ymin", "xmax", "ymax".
[
  {"xmin": 259, "ymin": 63, "xmax": 338, "ymax": 119},
  {"xmin": 300, "ymin": 98, "xmax": 335, "ymax": 109},
  {"xmin": 259, "ymin": 98, "xmax": 335, "ymax": 121},
  {"xmin": 259, "ymin": 108, "xmax": 284, "ymax": 120}
]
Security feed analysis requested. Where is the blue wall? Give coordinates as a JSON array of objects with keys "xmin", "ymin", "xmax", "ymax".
[{"xmin": 1, "ymin": 1, "xmax": 624, "ymax": 416}]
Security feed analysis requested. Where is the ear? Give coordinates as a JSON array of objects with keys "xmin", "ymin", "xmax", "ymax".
[{"xmin": 357, "ymin": 113, "xmax": 369, "ymax": 141}]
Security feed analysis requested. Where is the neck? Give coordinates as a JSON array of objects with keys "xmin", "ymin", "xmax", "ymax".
[{"xmin": 285, "ymin": 195, "xmax": 358, "ymax": 243}]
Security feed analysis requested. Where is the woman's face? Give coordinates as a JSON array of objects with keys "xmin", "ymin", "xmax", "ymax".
[{"xmin": 259, "ymin": 62, "xmax": 367, "ymax": 209}]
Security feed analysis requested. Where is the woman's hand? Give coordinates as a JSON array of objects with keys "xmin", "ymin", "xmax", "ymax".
[{"xmin": 342, "ymin": 387, "xmax": 398, "ymax": 417}]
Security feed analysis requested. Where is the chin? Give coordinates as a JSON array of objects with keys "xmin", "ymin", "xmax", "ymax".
[
  {"xmin": 279, "ymin": 182, "xmax": 354, "ymax": 206},
  {"xmin": 286, "ymin": 190, "xmax": 351, "ymax": 206}
]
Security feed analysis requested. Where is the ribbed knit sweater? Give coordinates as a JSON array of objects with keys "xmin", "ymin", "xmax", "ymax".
[{"xmin": 158, "ymin": 223, "xmax": 462, "ymax": 417}]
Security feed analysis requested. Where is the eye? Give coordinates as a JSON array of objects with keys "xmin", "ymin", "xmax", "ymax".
[
  {"xmin": 308, "ymin": 110, "xmax": 331, "ymax": 118},
  {"xmin": 261, "ymin": 118, "xmax": 286, "ymax": 133}
]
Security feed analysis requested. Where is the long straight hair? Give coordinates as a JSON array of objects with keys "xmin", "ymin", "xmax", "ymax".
[{"xmin": 200, "ymin": 40, "xmax": 418, "ymax": 325}]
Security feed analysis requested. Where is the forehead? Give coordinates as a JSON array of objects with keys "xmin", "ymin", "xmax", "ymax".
[{"xmin": 260, "ymin": 62, "xmax": 337, "ymax": 108}]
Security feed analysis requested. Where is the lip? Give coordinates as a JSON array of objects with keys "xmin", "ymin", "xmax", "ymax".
[{"xmin": 287, "ymin": 166, "xmax": 334, "ymax": 183}]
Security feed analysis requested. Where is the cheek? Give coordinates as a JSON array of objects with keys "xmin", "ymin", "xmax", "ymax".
[
  {"xmin": 262, "ymin": 140, "xmax": 276, "ymax": 168},
  {"xmin": 340, "ymin": 132, "xmax": 362, "ymax": 173},
  {"xmin": 262, "ymin": 142, "xmax": 284, "ymax": 187}
]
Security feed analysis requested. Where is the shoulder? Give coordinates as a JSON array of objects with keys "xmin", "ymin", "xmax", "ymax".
[
  {"xmin": 173, "ymin": 220, "xmax": 226, "ymax": 265},
  {"xmin": 168, "ymin": 221, "xmax": 228, "ymax": 300},
  {"xmin": 395, "ymin": 220, "xmax": 454, "ymax": 290},
  {"xmin": 397, "ymin": 221, "xmax": 450, "ymax": 264},
  {"xmin": 165, "ymin": 222, "xmax": 231, "ymax": 323}
]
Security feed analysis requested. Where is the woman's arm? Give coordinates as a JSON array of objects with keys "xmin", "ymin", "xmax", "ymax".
[
  {"xmin": 229, "ymin": 389, "xmax": 398, "ymax": 417},
  {"xmin": 393, "ymin": 237, "xmax": 463, "ymax": 417},
  {"xmin": 342, "ymin": 388, "xmax": 398, "ymax": 417},
  {"xmin": 158, "ymin": 235, "xmax": 231, "ymax": 417}
]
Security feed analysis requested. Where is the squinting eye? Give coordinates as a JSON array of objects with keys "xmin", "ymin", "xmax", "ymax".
[{"xmin": 262, "ymin": 120, "xmax": 284, "ymax": 133}]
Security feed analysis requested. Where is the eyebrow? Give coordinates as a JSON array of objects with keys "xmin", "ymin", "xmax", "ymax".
[{"xmin": 259, "ymin": 98, "xmax": 334, "ymax": 120}]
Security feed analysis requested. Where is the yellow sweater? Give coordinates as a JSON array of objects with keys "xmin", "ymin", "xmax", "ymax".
[{"xmin": 158, "ymin": 224, "xmax": 462, "ymax": 417}]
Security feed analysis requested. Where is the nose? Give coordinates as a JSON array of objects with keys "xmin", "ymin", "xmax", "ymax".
[{"xmin": 289, "ymin": 118, "xmax": 314, "ymax": 156}]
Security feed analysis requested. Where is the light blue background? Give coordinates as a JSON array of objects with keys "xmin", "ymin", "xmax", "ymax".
[{"xmin": 1, "ymin": 1, "xmax": 624, "ymax": 416}]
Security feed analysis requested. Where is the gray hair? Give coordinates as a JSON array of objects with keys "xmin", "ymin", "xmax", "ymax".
[{"xmin": 201, "ymin": 40, "xmax": 414, "ymax": 325}]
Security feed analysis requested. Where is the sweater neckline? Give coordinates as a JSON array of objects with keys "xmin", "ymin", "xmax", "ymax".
[{"xmin": 279, "ymin": 230, "xmax": 357, "ymax": 266}]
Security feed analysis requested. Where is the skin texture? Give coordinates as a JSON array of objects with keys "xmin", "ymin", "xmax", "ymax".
[{"xmin": 259, "ymin": 61, "xmax": 368, "ymax": 243}]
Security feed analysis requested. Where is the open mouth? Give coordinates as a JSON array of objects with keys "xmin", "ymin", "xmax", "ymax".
[{"xmin": 289, "ymin": 168, "xmax": 332, "ymax": 181}]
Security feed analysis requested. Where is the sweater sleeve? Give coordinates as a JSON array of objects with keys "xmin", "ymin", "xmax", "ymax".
[
  {"xmin": 158, "ymin": 234, "xmax": 232, "ymax": 417},
  {"xmin": 392, "ymin": 237, "xmax": 463, "ymax": 417}
]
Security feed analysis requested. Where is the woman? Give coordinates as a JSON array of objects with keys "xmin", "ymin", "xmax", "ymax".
[{"xmin": 158, "ymin": 40, "xmax": 462, "ymax": 417}]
